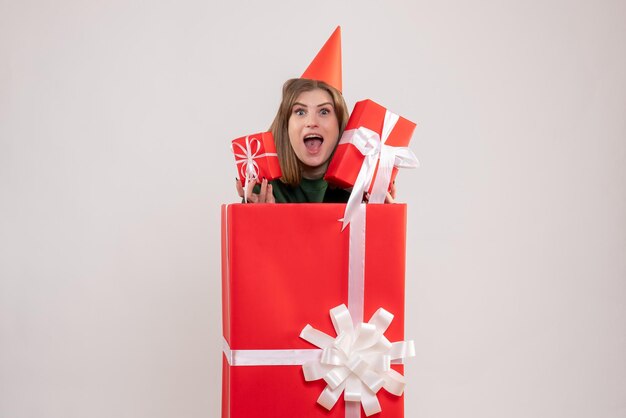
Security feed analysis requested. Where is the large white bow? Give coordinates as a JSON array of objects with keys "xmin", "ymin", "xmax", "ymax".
[{"xmin": 300, "ymin": 304, "xmax": 415, "ymax": 416}]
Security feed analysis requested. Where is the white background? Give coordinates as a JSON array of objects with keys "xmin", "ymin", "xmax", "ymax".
[{"xmin": 1, "ymin": 0, "xmax": 625, "ymax": 417}]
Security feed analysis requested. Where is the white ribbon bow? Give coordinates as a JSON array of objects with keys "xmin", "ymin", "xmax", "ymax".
[
  {"xmin": 300, "ymin": 304, "xmax": 416, "ymax": 417},
  {"xmin": 232, "ymin": 135, "xmax": 278, "ymax": 203},
  {"xmin": 339, "ymin": 110, "xmax": 419, "ymax": 229}
]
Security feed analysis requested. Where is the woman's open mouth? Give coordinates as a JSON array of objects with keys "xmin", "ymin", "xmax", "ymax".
[{"xmin": 304, "ymin": 134, "xmax": 324, "ymax": 154}]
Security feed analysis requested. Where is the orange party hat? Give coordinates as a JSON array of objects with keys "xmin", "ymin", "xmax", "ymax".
[{"xmin": 301, "ymin": 26, "xmax": 342, "ymax": 93}]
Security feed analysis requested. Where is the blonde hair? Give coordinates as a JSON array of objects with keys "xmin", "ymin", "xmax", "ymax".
[{"xmin": 269, "ymin": 78, "xmax": 349, "ymax": 186}]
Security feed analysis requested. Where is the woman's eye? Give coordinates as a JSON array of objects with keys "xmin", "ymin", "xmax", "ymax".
[
  {"xmin": 320, "ymin": 108, "xmax": 331, "ymax": 115},
  {"xmin": 294, "ymin": 109, "xmax": 306, "ymax": 116}
]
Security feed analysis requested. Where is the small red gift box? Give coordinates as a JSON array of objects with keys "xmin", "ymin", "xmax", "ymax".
[
  {"xmin": 221, "ymin": 204, "xmax": 411, "ymax": 418},
  {"xmin": 232, "ymin": 132, "xmax": 282, "ymax": 186},
  {"xmin": 324, "ymin": 100, "xmax": 417, "ymax": 194}
]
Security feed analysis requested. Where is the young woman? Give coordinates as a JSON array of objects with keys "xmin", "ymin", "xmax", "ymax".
[
  {"xmin": 236, "ymin": 28, "xmax": 396, "ymax": 204},
  {"xmin": 237, "ymin": 78, "xmax": 351, "ymax": 203}
]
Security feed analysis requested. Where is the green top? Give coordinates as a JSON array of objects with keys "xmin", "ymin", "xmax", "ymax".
[
  {"xmin": 272, "ymin": 178, "xmax": 350, "ymax": 203},
  {"xmin": 254, "ymin": 178, "xmax": 350, "ymax": 203}
]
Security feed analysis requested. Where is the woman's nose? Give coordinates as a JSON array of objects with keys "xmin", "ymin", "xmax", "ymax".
[{"xmin": 305, "ymin": 113, "xmax": 318, "ymax": 128}]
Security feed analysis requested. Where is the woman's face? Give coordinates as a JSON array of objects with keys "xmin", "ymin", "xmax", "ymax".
[{"xmin": 288, "ymin": 88, "xmax": 340, "ymax": 179}]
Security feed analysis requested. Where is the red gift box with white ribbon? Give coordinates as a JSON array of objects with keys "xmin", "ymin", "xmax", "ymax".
[
  {"xmin": 232, "ymin": 132, "xmax": 282, "ymax": 201},
  {"xmin": 324, "ymin": 100, "xmax": 419, "ymax": 229},
  {"xmin": 221, "ymin": 204, "xmax": 414, "ymax": 418}
]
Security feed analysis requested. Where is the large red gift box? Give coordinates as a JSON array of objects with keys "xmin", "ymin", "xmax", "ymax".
[
  {"xmin": 221, "ymin": 204, "xmax": 408, "ymax": 418},
  {"xmin": 232, "ymin": 132, "xmax": 282, "ymax": 186},
  {"xmin": 324, "ymin": 100, "xmax": 417, "ymax": 192}
]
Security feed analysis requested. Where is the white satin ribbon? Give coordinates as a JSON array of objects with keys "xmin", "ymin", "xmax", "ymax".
[
  {"xmin": 232, "ymin": 135, "xmax": 278, "ymax": 203},
  {"xmin": 300, "ymin": 304, "xmax": 416, "ymax": 417},
  {"xmin": 338, "ymin": 110, "xmax": 419, "ymax": 230},
  {"xmin": 222, "ymin": 338, "xmax": 406, "ymax": 366},
  {"xmin": 222, "ymin": 336, "xmax": 322, "ymax": 365},
  {"xmin": 348, "ymin": 204, "xmax": 367, "ymax": 327}
]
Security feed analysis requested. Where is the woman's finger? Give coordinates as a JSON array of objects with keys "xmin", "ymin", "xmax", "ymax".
[
  {"xmin": 385, "ymin": 191, "xmax": 395, "ymax": 204},
  {"xmin": 390, "ymin": 181, "xmax": 397, "ymax": 200},
  {"xmin": 245, "ymin": 179, "xmax": 257, "ymax": 201},
  {"xmin": 259, "ymin": 178, "xmax": 268, "ymax": 202},
  {"xmin": 235, "ymin": 178, "xmax": 244, "ymax": 198},
  {"xmin": 267, "ymin": 184, "xmax": 275, "ymax": 204}
]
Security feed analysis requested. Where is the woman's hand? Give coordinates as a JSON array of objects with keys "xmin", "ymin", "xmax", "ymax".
[
  {"xmin": 236, "ymin": 178, "xmax": 275, "ymax": 203},
  {"xmin": 363, "ymin": 181, "xmax": 397, "ymax": 204},
  {"xmin": 385, "ymin": 181, "xmax": 396, "ymax": 203}
]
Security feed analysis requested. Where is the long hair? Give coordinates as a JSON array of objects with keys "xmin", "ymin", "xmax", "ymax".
[{"xmin": 269, "ymin": 78, "xmax": 349, "ymax": 186}]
